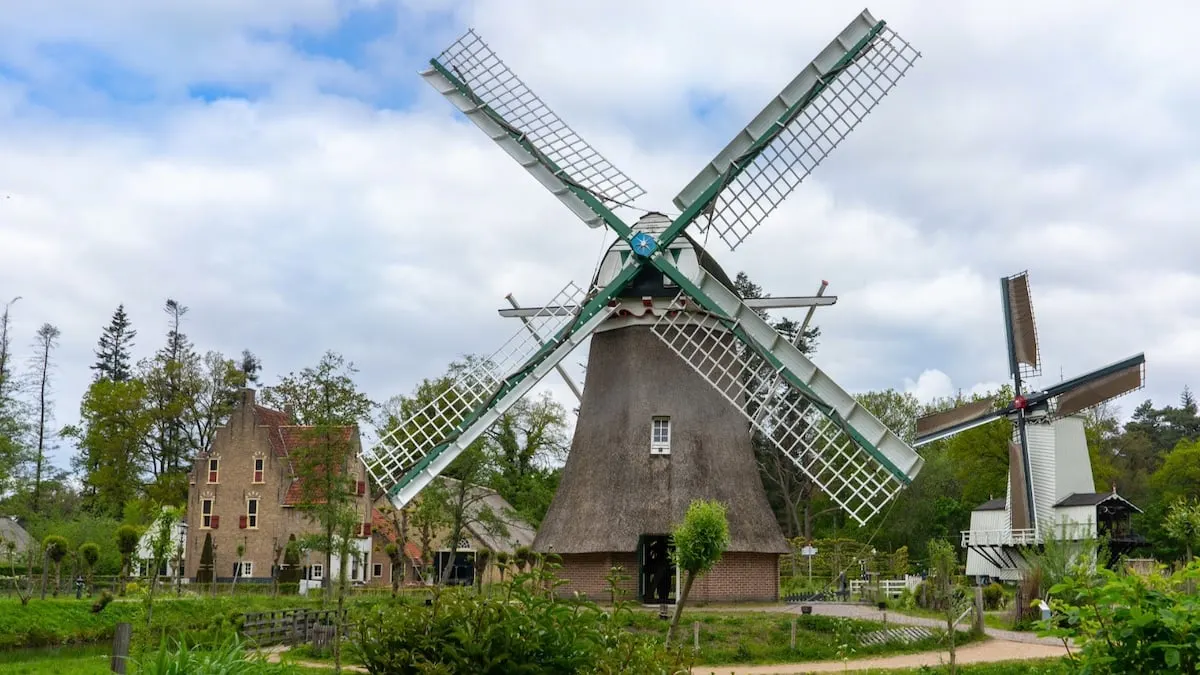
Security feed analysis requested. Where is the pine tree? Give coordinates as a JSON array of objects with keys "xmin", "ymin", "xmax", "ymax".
[
  {"xmin": 30, "ymin": 323, "xmax": 60, "ymax": 514},
  {"xmin": 239, "ymin": 349, "xmax": 262, "ymax": 384},
  {"xmin": 92, "ymin": 304, "xmax": 137, "ymax": 382}
]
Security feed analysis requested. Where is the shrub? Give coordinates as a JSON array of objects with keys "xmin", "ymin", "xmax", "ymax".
[
  {"xmin": 91, "ymin": 590, "xmax": 114, "ymax": 613},
  {"xmin": 352, "ymin": 563, "xmax": 689, "ymax": 673},
  {"xmin": 137, "ymin": 632, "xmax": 298, "ymax": 674},
  {"xmin": 1040, "ymin": 559, "xmax": 1200, "ymax": 673},
  {"xmin": 982, "ymin": 582, "xmax": 1005, "ymax": 611}
]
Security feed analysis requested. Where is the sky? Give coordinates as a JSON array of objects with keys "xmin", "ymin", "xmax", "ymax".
[{"xmin": 1, "ymin": 1, "xmax": 1198, "ymax": 473}]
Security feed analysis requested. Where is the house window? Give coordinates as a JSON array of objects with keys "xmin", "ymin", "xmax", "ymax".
[
  {"xmin": 246, "ymin": 498, "xmax": 258, "ymax": 529},
  {"xmin": 651, "ymin": 416, "xmax": 671, "ymax": 455},
  {"xmin": 207, "ymin": 458, "xmax": 219, "ymax": 483},
  {"xmin": 201, "ymin": 499, "xmax": 213, "ymax": 528},
  {"xmin": 253, "ymin": 458, "xmax": 264, "ymax": 483},
  {"xmin": 311, "ymin": 563, "xmax": 324, "ymax": 580},
  {"xmin": 236, "ymin": 561, "xmax": 253, "ymax": 578},
  {"xmin": 373, "ymin": 562, "xmax": 383, "ymax": 578}
]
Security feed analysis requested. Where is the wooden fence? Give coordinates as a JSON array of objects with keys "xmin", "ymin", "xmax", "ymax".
[{"xmin": 240, "ymin": 608, "xmax": 347, "ymax": 647}]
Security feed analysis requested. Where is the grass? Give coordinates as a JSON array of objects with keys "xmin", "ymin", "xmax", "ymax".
[{"xmin": 858, "ymin": 657, "xmax": 1074, "ymax": 673}]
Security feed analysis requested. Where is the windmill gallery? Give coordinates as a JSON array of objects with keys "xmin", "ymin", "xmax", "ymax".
[{"xmin": 363, "ymin": 9, "xmax": 1148, "ymax": 602}]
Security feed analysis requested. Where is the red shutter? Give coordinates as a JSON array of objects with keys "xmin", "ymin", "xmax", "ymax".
[
  {"xmin": 356, "ymin": 480, "xmax": 365, "ymax": 496},
  {"xmin": 363, "ymin": 522, "xmax": 372, "ymax": 537},
  {"xmin": 239, "ymin": 515, "xmax": 247, "ymax": 529},
  {"xmin": 211, "ymin": 515, "xmax": 220, "ymax": 529}
]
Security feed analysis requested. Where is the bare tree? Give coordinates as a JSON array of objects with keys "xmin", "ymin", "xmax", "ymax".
[{"xmin": 30, "ymin": 323, "xmax": 60, "ymax": 514}]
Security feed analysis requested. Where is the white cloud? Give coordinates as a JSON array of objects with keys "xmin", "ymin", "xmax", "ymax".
[{"xmin": 1, "ymin": 0, "xmax": 1198, "ymax": 472}]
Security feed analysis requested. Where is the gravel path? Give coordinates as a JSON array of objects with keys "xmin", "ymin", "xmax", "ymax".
[
  {"xmin": 690, "ymin": 639, "xmax": 1069, "ymax": 674},
  {"xmin": 791, "ymin": 603, "xmax": 1068, "ymax": 647}
]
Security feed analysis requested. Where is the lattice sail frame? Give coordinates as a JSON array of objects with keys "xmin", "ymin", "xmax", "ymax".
[
  {"xmin": 681, "ymin": 23, "xmax": 919, "ymax": 251},
  {"xmin": 651, "ymin": 300, "xmax": 906, "ymax": 525},
  {"xmin": 434, "ymin": 29, "xmax": 646, "ymax": 207},
  {"xmin": 365, "ymin": 281, "xmax": 595, "ymax": 490}
]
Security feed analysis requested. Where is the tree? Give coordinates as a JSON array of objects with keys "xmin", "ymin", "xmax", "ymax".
[
  {"xmin": 115, "ymin": 524, "xmax": 139, "ymax": 596},
  {"xmin": 78, "ymin": 542, "xmax": 100, "ymax": 596},
  {"xmin": 29, "ymin": 323, "xmax": 60, "ymax": 514},
  {"xmin": 1151, "ymin": 438, "xmax": 1200, "ymax": 505},
  {"xmin": 0, "ymin": 296, "xmax": 29, "ymax": 496},
  {"xmin": 267, "ymin": 351, "xmax": 373, "ymax": 600},
  {"xmin": 42, "ymin": 534, "xmax": 69, "ymax": 597},
  {"xmin": 927, "ymin": 538, "xmax": 968, "ymax": 673},
  {"xmin": 666, "ymin": 499, "xmax": 730, "ymax": 645},
  {"xmin": 144, "ymin": 507, "xmax": 181, "ymax": 625},
  {"xmin": 66, "ymin": 379, "xmax": 152, "ymax": 517},
  {"xmin": 140, "ymin": 299, "xmax": 201, "ymax": 479},
  {"xmin": 1163, "ymin": 497, "xmax": 1200, "ymax": 562},
  {"xmin": 239, "ymin": 349, "xmax": 262, "ymax": 384},
  {"xmin": 91, "ymin": 304, "xmax": 137, "ymax": 382},
  {"xmin": 185, "ymin": 351, "xmax": 247, "ymax": 457}
]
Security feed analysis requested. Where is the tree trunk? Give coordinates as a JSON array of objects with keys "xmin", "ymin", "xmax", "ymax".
[
  {"xmin": 39, "ymin": 551, "xmax": 48, "ymax": 600},
  {"xmin": 33, "ymin": 338, "xmax": 51, "ymax": 515},
  {"xmin": 666, "ymin": 571, "xmax": 696, "ymax": 646}
]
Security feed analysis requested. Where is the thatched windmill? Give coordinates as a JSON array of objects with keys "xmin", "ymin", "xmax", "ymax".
[{"xmin": 366, "ymin": 9, "xmax": 925, "ymax": 602}]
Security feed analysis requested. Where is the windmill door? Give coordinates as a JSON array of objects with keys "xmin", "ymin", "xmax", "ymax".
[{"xmin": 637, "ymin": 535, "xmax": 676, "ymax": 604}]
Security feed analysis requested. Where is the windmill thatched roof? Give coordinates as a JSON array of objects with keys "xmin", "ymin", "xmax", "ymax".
[{"xmin": 534, "ymin": 325, "xmax": 789, "ymax": 555}]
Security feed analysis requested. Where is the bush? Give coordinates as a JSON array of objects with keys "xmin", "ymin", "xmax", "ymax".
[
  {"xmin": 352, "ymin": 563, "xmax": 690, "ymax": 673},
  {"xmin": 1040, "ymin": 560, "xmax": 1200, "ymax": 673},
  {"xmin": 137, "ymin": 632, "xmax": 298, "ymax": 674},
  {"xmin": 91, "ymin": 590, "xmax": 114, "ymax": 613},
  {"xmin": 982, "ymin": 582, "xmax": 1005, "ymax": 611}
]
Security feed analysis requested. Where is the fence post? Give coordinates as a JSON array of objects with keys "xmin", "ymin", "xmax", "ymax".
[
  {"xmin": 692, "ymin": 621, "xmax": 699, "ymax": 654},
  {"xmin": 110, "ymin": 622, "xmax": 132, "ymax": 673},
  {"xmin": 973, "ymin": 586, "xmax": 985, "ymax": 636},
  {"xmin": 790, "ymin": 618, "xmax": 797, "ymax": 650}
]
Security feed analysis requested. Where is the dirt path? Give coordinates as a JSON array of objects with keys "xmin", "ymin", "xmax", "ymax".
[{"xmin": 691, "ymin": 639, "xmax": 1069, "ymax": 674}]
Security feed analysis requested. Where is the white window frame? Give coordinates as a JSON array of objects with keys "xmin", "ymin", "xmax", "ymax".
[
  {"xmin": 252, "ymin": 457, "xmax": 265, "ymax": 484},
  {"xmin": 246, "ymin": 498, "xmax": 259, "ymax": 529},
  {"xmin": 372, "ymin": 562, "xmax": 383, "ymax": 578},
  {"xmin": 201, "ymin": 498, "xmax": 213, "ymax": 528},
  {"xmin": 651, "ymin": 416, "xmax": 671, "ymax": 455},
  {"xmin": 311, "ymin": 563, "xmax": 324, "ymax": 580},
  {"xmin": 238, "ymin": 561, "xmax": 253, "ymax": 578},
  {"xmin": 207, "ymin": 458, "xmax": 219, "ymax": 484}
]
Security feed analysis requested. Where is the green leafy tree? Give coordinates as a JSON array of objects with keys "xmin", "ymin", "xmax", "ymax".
[
  {"xmin": 140, "ymin": 299, "xmax": 201, "ymax": 481},
  {"xmin": 144, "ymin": 507, "xmax": 181, "ymax": 625},
  {"xmin": 1151, "ymin": 438, "xmax": 1200, "ymax": 505},
  {"xmin": 0, "ymin": 296, "xmax": 29, "ymax": 497},
  {"xmin": 666, "ymin": 499, "xmax": 731, "ymax": 645},
  {"xmin": 265, "ymin": 351, "xmax": 373, "ymax": 601},
  {"xmin": 91, "ymin": 304, "xmax": 137, "ymax": 383},
  {"xmin": 42, "ymin": 534, "xmax": 69, "ymax": 597},
  {"xmin": 115, "ymin": 524, "xmax": 139, "ymax": 596},
  {"xmin": 78, "ymin": 542, "xmax": 100, "ymax": 595},
  {"xmin": 927, "ymin": 538, "xmax": 969, "ymax": 673},
  {"xmin": 1163, "ymin": 497, "xmax": 1200, "ymax": 562},
  {"xmin": 65, "ymin": 379, "xmax": 153, "ymax": 517}
]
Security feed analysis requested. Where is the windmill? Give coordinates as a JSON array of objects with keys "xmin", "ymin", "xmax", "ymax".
[
  {"xmin": 366, "ymin": 9, "xmax": 925, "ymax": 601},
  {"xmin": 912, "ymin": 271, "xmax": 1146, "ymax": 580}
]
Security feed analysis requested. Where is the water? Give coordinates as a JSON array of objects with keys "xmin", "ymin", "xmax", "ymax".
[{"xmin": 0, "ymin": 641, "xmax": 109, "ymax": 664}]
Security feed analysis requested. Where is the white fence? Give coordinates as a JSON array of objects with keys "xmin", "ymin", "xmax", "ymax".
[{"xmin": 849, "ymin": 575, "xmax": 922, "ymax": 599}]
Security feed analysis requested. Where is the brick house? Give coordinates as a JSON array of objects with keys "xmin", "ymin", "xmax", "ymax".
[
  {"xmin": 367, "ymin": 479, "xmax": 536, "ymax": 588},
  {"xmin": 184, "ymin": 388, "xmax": 374, "ymax": 585}
]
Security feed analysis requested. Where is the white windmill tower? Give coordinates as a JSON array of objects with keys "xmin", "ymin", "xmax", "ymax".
[
  {"xmin": 366, "ymin": 9, "xmax": 926, "ymax": 600},
  {"xmin": 913, "ymin": 271, "xmax": 1147, "ymax": 582}
]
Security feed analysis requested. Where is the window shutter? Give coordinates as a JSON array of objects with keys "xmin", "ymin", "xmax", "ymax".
[
  {"xmin": 356, "ymin": 480, "xmax": 365, "ymax": 496},
  {"xmin": 211, "ymin": 515, "xmax": 220, "ymax": 529},
  {"xmin": 239, "ymin": 515, "xmax": 247, "ymax": 529},
  {"xmin": 363, "ymin": 522, "xmax": 372, "ymax": 537}
]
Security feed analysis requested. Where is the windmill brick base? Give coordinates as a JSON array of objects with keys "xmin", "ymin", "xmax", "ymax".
[{"xmin": 551, "ymin": 552, "xmax": 781, "ymax": 604}]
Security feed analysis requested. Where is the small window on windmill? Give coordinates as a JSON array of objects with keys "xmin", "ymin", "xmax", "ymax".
[
  {"xmin": 651, "ymin": 417, "xmax": 671, "ymax": 455},
  {"xmin": 662, "ymin": 273, "xmax": 676, "ymax": 288}
]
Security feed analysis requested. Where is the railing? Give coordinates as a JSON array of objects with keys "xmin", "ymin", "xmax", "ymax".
[
  {"xmin": 849, "ymin": 578, "xmax": 914, "ymax": 599},
  {"xmin": 240, "ymin": 608, "xmax": 347, "ymax": 646},
  {"xmin": 960, "ymin": 528, "xmax": 1038, "ymax": 547}
]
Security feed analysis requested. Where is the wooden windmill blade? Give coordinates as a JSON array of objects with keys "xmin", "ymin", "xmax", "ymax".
[
  {"xmin": 649, "ymin": 267, "xmax": 925, "ymax": 526},
  {"xmin": 420, "ymin": 29, "xmax": 644, "ymax": 231},
  {"xmin": 1036, "ymin": 354, "xmax": 1146, "ymax": 418},
  {"xmin": 672, "ymin": 9, "xmax": 920, "ymax": 251}
]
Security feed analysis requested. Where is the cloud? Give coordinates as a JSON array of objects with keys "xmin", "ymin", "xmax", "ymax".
[{"xmin": 1, "ymin": 0, "xmax": 1198, "ymax": 474}]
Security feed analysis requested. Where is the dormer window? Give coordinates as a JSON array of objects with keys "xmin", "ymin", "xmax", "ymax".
[
  {"xmin": 253, "ymin": 457, "xmax": 264, "ymax": 483},
  {"xmin": 651, "ymin": 417, "xmax": 671, "ymax": 455},
  {"xmin": 207, "ymin": 458, "xmax": 219, "ymax": 484}
]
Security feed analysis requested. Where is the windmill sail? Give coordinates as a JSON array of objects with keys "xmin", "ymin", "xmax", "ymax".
[
  {"xmin": 650, "ymin": 268, "xmax": 924, "ymax": 524},
  {"xmin": 421, "ymin": 30, "xmax": 644, "ymax": 230},
  {"xmin": 672, "ymin": 10, "xmax": 919, "ymax": 250},
  {"xmin": 1046, "ymin": 354, "xmax": 1146, "ymax": 417},
  {"xmin": 365, "ymin": 280, "xmax": 618, "ymax": 506},
  {"xmin": 1002, "ymin": 272, "xmax": 1040, "ymax": 378},
  {"xmin": 914, "ymin": 398, "xmax": 1006, "ymax": 445}
]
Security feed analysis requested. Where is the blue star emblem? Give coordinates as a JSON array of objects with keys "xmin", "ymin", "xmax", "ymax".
[{"xmin": 630, "ymin": 232, "xmax": 657, "ymax": 258}]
